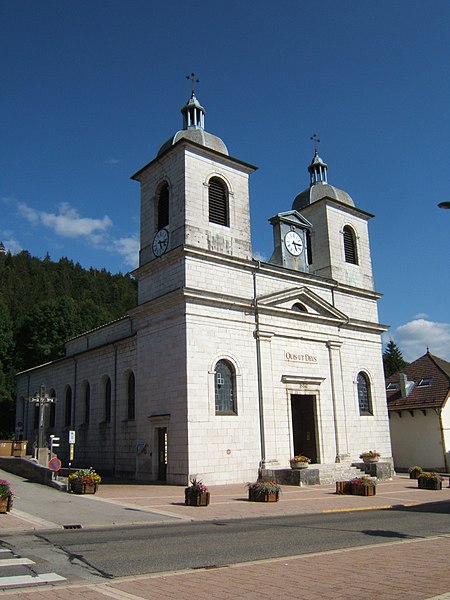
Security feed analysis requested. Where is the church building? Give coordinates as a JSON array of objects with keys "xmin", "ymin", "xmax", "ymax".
[{"xmin": 16, "ymin": 88, "xmax": 392, "ymax": 485}]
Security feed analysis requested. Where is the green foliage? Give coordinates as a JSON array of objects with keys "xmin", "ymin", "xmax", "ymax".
[
  {"xmin": 0, "ymin": 250, "xmax": 137, "ymax": 429},
  {"xmin": 383, "ymin": 340, "xmax": 408, "ymax": 378}
]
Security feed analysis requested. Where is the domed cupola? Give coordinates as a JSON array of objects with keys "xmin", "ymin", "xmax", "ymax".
[{"xmin": 157, "ymin": 75, "xmax": 228, "ymax": 157}]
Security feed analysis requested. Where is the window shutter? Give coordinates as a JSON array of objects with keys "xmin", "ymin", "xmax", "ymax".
[{"xmin": 209, "ymin": 178, "xmax": 229, "ymax": 226}]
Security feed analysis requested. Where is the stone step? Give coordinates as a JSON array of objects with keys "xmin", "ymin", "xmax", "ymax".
[{"xmin": 261, "ymin": 463, "xmax": 366, "ymax": 486}]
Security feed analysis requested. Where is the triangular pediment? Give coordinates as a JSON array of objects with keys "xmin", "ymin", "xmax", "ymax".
[
  {"xmin": 257, "ymin": 286, "xmax": 348, "ymax": 322},
  {"xmin": 268, "ymin": 210, "xmax": 313, "ymax": 229}
]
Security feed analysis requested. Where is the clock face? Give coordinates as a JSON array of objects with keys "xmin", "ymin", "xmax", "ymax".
[
  {"xmin": 152, "ymin": 228, "xmax": 169, "ymax": 257},
  {"xmin": 285, "ymin": 230, "xmax": 303, "ymax": 256}
]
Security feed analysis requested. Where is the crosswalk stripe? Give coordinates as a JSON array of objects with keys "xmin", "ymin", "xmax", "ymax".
[
  {"xmin": 0, "ymin": 558, "xmax": 35, "ymax": 567},
  {"xmin": 0, "ymin": 573, "xmax": 66, "ymax": 587}
]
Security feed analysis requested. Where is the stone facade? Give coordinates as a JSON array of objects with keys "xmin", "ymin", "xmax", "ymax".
[{"xmin": 16, "ymin": 92, "xmax": 392, "ymax": 485}]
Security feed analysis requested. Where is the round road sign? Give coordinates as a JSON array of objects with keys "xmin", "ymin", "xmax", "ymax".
[{"xmin": 48, "ymin": 457, "xmax": 62, "ymax": 472}]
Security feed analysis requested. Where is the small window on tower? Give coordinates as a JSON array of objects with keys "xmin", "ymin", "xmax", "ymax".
[
  {"xmin": 209, "ymin": 177, "xmax": 229, "ymax": 226},
  {"xmin": 343, "ymin": 225, "xmax": 358, "ymax": 265},
  {"xmin": 157, "ymin": 182, "xmax": 169, "ymax": 229}
]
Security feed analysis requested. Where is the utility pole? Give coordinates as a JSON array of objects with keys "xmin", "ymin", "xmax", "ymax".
[{"xmin": 30, "ymin": 384, "xmax": 55, "ymax": 466}]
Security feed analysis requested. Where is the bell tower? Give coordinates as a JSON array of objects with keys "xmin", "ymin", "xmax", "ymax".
[
  {"xmin": 131, "ymin": 79, "xmax": 256, "ymax": 304},
  {"xmin": 291, "ymin": 144, "xmax": 375, "ymax": 291}
]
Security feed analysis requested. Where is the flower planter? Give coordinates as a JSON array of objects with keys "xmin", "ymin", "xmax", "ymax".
[
  {"xmin": 336, "ymin": 480, "xmax": 352, "ymax": 495},
  {"xmin": 0, "ymin": 495, "xmax": 13, "ymax": 513},
  {"xmin": 409, "ymin": 470, "xmax": 421, "ymax": 479},
  {"xmin": 290, "ymin": 461, "xmax": 309, "ymax": 470},
  {"xmin": 248, "ymin": 489, "xmax": 279, "ymax": 502},
  {"xmin": 184, "ymin": 490, "xmax": 210, "ymax": 506},
  {"xmin": 362, "ymin": 458, "xmax": 379, "ymax": 465},
  {"xmin": 351, "ymin": 483, "xmax": 376, "ymax": 496},
  {"xmin": 418, "ymin": 478, "xmax": 442, "ymax": 490},
  {"xmin": 70, "ymin": 481, "xmax": 98, "ymax": 494}
]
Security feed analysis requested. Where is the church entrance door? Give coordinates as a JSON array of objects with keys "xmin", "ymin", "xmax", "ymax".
[
  {"xmin": 291, "ymin": 394, "xmax": 317, "ymax": 463},
  {"xmin": 157, "ymin": 427, "xmax": 167, "ymax": 481}
]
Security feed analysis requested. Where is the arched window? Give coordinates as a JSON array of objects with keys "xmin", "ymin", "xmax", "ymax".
[
  {"xmin": 84, "ymin": 383, "xmax": 90, "ymax": 425},
  {"xmin": 208, "ymin": 177, "xmax": 229, "ymax": 226},
  {"xmin": 104, "ymin": 377, "xmax": 111, "ymax": 423},
  {"xmin": 214, "ymin": 360, "xmax": 236, "ymax": 414},
  {"xmin": 127, "ymin": 372, "xmax": 135, "ymax": 420},
  {"xmin": 65, "ymin": 386, "xmax": 72, "ymax": 427},
  {"xmin": 357, "ymin": 372, "xmax": 373, "ymax": 416},
  {"xmin": 343, "ymin": 225, "xmax": 358, "ymax": 264},
  {"xmin": 157, "ymin": 182, "xmax": 169, "ymax": 229},
  {"xmin": 292, "ymin": 302, "xmax": 308, "ymax": 312}
]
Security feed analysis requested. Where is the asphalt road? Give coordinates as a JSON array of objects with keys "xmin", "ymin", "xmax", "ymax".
[{"xmin": 4, "ymin": 502, "xmax": 450, "ymax": 584}]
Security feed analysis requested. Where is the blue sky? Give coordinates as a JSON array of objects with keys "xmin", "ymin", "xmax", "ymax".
[{"xmin": 1, "ymin": 0, "xmax": 449, "ymax": 361}]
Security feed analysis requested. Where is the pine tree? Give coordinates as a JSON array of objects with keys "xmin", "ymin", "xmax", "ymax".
[{"xmin": 383, "ymin": 340, "xmax": 408, "ymax": 378}]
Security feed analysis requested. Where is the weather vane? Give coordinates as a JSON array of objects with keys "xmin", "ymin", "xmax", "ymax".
[
  {"xmin": 186, "ymin": 72, "xmax": 199, "ymax": 96},
  {"xmin": 310, "ymin": 133, "xmax": 320, "ymax": 152}
]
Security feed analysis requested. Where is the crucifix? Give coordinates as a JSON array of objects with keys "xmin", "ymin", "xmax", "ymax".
[
  {"xmin": 186, "ymin": 72, "xmax": 200, "ymax": 96},
  {"xmin": 310, "ymin": 133, "xmax": 320, "ymax": 152}
]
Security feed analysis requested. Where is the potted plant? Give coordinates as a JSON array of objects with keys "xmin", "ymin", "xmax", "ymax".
[
  {"xmin": 408, "ymin": 466, "xmax": 423, "ymax": 479},
  {"xmin": 0, "ymin": 479, "xmax": 14, "ymax": 513},
  {"xmin": 68, "ymin": 468, "xmax": 101, "ymax": 494},
  {"xmin": 289, "ymin": 455, "xmax": 311, "ymax": 469},
  {"xmin": 350, "ymin": 476, "xmax": 377, "ymax": 496},
  {"xmin": 417, "ymin": 472, "xmax": 443, "ymax": 490},
  {"xmin": 247, "ymin": 480, "xmax": 281, "ymax": 502},
  {"xmin": 359, "ymin": 450, "xmax": 380, "ymax": 464},
  {"xmin": 184, "ymin": 478, "xmax": 210, "ymax": 506}
]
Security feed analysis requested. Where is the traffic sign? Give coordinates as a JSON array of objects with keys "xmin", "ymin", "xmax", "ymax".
[
  {"xmin": 69, "ymin": 430, "xmax": 76, "ymax": 444},
  {"xmin": 48, "ymin": 457, "xmax": 62, "ymax": 472}
]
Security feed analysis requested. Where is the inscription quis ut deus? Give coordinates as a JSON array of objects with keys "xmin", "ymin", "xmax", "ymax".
[{"xmin": 285, "ymin": 351, "xmax": 318, "ymax": 363}]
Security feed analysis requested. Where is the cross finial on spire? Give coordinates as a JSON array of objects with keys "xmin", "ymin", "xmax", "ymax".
[
  {"xmin": 310, "ymin": 133, "xmax": 320, "ymax": 153},
  {"xmin": 186, "ymin": 72, "xmax": 199, "ymax": 97}
]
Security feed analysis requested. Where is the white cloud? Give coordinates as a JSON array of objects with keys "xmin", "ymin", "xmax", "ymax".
[
  {"xmin": 17, "ymin": 201, "xmax": 112, "ymax": 239},
  {"xmin": 114, "ymin": 236, "xmax": 139, "ymax": 269},
  {"xmin": 104, "ymin": 158, "xmax": 121, "ymax": 165},
  {"xmin": 387, "ymin": 319, "xmax": 450, "ymax": 362},
  {"xmin": 0, "ymin": 238, "xmax": 22, "ymax": 254}
]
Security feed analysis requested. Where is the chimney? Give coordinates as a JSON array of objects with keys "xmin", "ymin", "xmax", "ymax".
[{"xmin": 400, "ymin": 373, "xmax": 408, "ymax": 397}]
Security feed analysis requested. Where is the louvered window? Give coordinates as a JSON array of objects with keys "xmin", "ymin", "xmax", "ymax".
[
  {"xmin": 157, "ymin": 183, "xmax": 169, "ymax": 229},
  {"xmin": 209, "ymin": 177, "xmax": 229, "ymax": 226},
  {"xmin": 343, "ymin": 226, "xmax": 358, "ymax": 264},
  {"xmin": 357, "ymin": 372, "xmax": 373, "ymax": 415}
]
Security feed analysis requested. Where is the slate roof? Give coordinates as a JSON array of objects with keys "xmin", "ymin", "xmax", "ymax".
[{"xmin": 386, "ymin": 351, "xmax": 450, "ymax": 411}]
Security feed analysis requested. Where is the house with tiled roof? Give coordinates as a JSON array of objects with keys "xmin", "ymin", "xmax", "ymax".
[{"xmin": 387, "ymin": 351, "xmax": 450, "ymax": 472}]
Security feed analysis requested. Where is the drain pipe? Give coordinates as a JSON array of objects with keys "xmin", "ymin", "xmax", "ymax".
[{"xmin": 253, "ymin": 263, "xmax": 266, "ymax": 472}]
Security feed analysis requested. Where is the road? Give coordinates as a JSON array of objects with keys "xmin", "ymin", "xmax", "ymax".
[{"xmin": 3, "ymin": 501, "xmax": 450, "ymax": 587}]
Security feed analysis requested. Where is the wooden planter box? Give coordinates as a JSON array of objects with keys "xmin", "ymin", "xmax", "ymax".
[
  {"xmin": 70, "ymin": 481, "xmax": 98, "ymax": 494},
  {"xmin": 184, "ymin": 490, "xmax": 210, "ymax": 506},
  {"xmin": 248, "ymin": 489, "xmax": 279, "ymax": 502},
  {"xmin": 0, "ymin": 495, "xmax": 13, "ymax": 513},
  {"xmin": 418, "ymin": 478, "xmax": 442, "ymax": 490},
  {"xmin": 336, "ymin": 480, "xmax": 353, "ymax": 495},
  {"xmin": 351, "ymin": 483, "xmax": 376, "ymax": 496}
]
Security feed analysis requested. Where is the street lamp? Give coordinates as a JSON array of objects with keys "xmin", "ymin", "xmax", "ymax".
[
  {"xmin": 30, "ymin": 384, "xmax": 55, "ymax": 465},
  {"xmin": 438, "ymin": 201, "xmax": 450, "ymax": 209}
]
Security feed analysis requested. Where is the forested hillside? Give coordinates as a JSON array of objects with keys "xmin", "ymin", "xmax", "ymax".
[{"xmin": 0, "ymin": 250, "xmax": 137, "ymax": 436}]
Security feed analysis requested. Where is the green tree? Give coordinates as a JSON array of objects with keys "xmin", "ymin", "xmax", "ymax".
[{"xmin": 383, "ymin": 340, "xmax": 408, "ymax": 378}]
